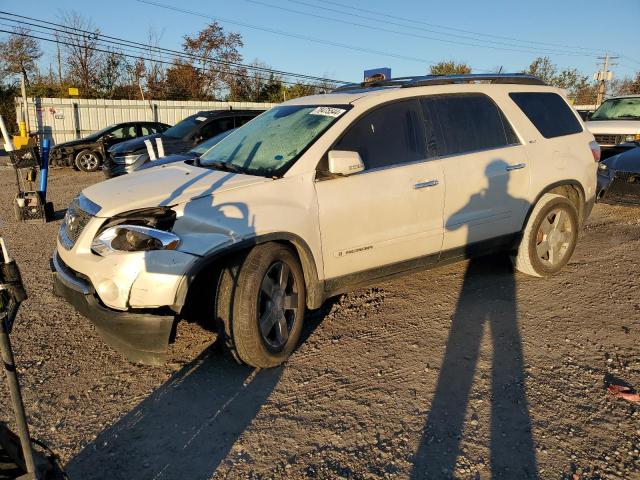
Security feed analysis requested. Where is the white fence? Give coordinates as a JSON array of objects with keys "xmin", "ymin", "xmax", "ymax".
[{"xmin": 15, "ymin": 97, "xmax": 277, "ymax": 145}]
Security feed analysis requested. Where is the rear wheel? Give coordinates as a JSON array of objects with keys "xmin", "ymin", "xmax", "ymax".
[
  {"xmin": 513, "ymin": 193, "xmax": 579, "ymax": 277},
  {"xmin": 74, "ymin": 149, "xmax": 101, "ymax": 172},
  {"xmin": 216, "ymin": 243, "xmax": 306, "ymax": 368}
]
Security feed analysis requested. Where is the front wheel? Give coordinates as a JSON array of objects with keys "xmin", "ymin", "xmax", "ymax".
[
  {"xmin": 216, "ymin": 243, "xmax": 306, "ymax": 368},
  {"xmin": 513, "ymin": 193, "xmax": 579, "ymax": 277},
  {"xmin": 74, "ymin": 149, "xmax": 101, "ymax": 172}
]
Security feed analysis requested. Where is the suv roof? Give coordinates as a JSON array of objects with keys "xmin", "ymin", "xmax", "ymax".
[{"xmin": 333, "ymin": 73, "xmax": 545, "ymax": 93}]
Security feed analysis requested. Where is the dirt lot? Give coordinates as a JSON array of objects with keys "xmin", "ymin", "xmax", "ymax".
[{"xmin": 0, "ymin": 168, "xmax": 639, "ymax": 480}]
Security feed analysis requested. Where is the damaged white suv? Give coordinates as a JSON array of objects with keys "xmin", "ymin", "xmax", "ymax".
[{"xmin": 52, "ymin": 74, "xmax": 599, "ymax": 368}]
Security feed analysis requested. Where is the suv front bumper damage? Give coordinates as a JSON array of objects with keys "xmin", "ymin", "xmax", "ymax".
[{"xmin": 51, "ymin": 252, "xmax": 175, "ymax": 365}]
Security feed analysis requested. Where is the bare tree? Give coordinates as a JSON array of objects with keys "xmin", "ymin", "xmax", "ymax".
[
  {"xmin": 0, "ymin": 27, "xmax": 42, "ymax": 84},
  {"xmin": 58, "ymin": 11, "xmax": 102, "ymax": 96}
]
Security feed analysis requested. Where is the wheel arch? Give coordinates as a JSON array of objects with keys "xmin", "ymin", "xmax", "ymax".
[
  {"xmin": 173, "ymin": 232, "xmax": 324, "ymax": 315},
  {"xmin": 523, "ymin": 180, "xmax": 586, "ymax": 230}
]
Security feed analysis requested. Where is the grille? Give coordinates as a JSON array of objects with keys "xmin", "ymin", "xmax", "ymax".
[
  {"xmin": 594, "ymin": 134, "xmax": 623, "ymax": 146},
  {"xmin": 59, "ymin": 198, "xmax": 93, "ymax": 249}
]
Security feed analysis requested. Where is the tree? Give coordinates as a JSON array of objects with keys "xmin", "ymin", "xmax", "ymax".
[
  {"xmin": 58, "ymin": 11, "xmax": 103, "ymax": 96},
  {"xmin": 97, "ymin": 50, "xmax": 126, "ymax": 98},
  {"xmin": 0, "ymin": 27, "xmax": 42, "ymax": 84},
  {"xmin": 524, "ymin": 57, "xmax": 594, "ymax": 102},
  {"xmin": 165, "ymin": 60, "xmax": 204, "ymax": 100},
  {"xmin": 429, "ymin": 61, "xmax": 471, "ymax": 76},
  {"xmin": 182, "ymin": 22, "xmax": 243, "ymax": 99}
]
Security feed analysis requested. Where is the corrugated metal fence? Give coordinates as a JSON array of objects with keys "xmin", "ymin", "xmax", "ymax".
[{"xmin": 15, "ymin": 97, "xmax": 277, "ymax": 145}]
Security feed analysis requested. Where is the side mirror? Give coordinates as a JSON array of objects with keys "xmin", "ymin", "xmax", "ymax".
[{"xmin": 328, "ymin": 150, "xmax": 364, "ymax": 176}]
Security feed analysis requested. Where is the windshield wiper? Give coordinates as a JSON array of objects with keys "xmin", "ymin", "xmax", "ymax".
[{"xmin": 205, "ymin": 160, "xmax": 243, "ymax": 173}]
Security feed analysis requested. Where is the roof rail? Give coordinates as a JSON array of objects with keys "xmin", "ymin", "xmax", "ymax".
[{"xmin": 332, "ymin": 73, "xmax": 546, "ymax": 92}]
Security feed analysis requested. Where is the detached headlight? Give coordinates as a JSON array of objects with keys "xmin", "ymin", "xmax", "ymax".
[
  {"xmin": 92, "ymin": 225, "xmax": 180, "ymax": 256},
  {"xmin": 598, "ymin": 162, "xmax": 608, "ymax": 172}
]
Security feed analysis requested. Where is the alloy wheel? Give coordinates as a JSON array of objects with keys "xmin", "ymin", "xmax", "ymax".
[
  {"xmin": 258, "ymin": 260, "xmax": 299, "ymax": 350},
  {"xmin": 535, "ymin": 207, "xmax": 573, "ymax": 266},
  {"xmin": 79, "ymin": 153, "xmax": 98, "ymax": 170}
]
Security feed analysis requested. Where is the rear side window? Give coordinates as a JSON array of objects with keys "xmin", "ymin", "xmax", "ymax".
[
  {"xmin": 509, "ymin": 92, "xmax": 582, "ymax": 138},
  {"xmin": 335, "ymin": 99, "xmax": 425, "ymax": 170},
  {"xmin": 420, "ymin": 94, "xmax": 519, "ymax": 157}
]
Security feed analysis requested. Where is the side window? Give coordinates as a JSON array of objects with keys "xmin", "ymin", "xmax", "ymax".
[
  {"xmin": 199, "ymin": 117, "xmax": 235, "ymax": 142},
  {"xmin": 141, "ymin": 124, "xmax": 159, "ymax": 135},
  {"xmin": 235, "ymin": 115, "xmax": 256, "ymax": 128},
  {"xmin": 420, "ymin": 94, "xmax": 519, "ymax": 157},
  {"xmin": 108, "ymin": 125, "xmax": 136, "ymax": 139},
  {"xmin": 509, "ymin": 92, "xmax": 582, "ymax": 138},
  {"xmin": 334, "ymin": 100, "xmax": 426, "ymax": 170}
]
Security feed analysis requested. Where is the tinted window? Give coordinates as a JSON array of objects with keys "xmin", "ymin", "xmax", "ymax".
[
  {"xmin": 198, "ymin": 117, "xmax": 235, "ymax": 143},
  {"xmin": 420, "ymin": 94, "xmax": 518, "ymax": 157},
  {"xmin": 235, "ymin": 115, "xmax": 257, "ymax": 128},
  {"xmin": 509, "ymin": 92, "xmax": 582, "ymax": 138},
  {"xmin": 335, "ymin": 100, "xmax": 425, "ymax": 169}
]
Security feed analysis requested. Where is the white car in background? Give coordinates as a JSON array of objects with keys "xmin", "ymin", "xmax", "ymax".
[{"xmin": 586, "ymin": 95, "xmax": 640, "ymax": 156}]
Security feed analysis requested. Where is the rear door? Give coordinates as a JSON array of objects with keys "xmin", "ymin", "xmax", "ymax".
[
  {"xmin": 420, "ymin": 94, "xmax": 530, "ymax": 252},
  {"xmin": 315, "ymin": 99, "xmax": 445, "ymax": 280}
]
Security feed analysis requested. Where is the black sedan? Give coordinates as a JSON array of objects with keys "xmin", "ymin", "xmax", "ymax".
[
  {"xmin": 103, "ymin": 109, "xmax": 263, "ymax": 178},
  {"xmin": 597, "ymin": 144, "xmax": 640, "ymax": 205},
  {"xmin": 49, "ymin": 121, "xmax": 170, "ymax": 172}
]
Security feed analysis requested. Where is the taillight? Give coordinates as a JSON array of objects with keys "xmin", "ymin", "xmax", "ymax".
[{"xmin": 589, "ymin": 140, "xmax": 601, "ymax": 162}]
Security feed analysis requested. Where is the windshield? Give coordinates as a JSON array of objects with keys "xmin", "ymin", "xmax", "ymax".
[
  {"xmin": 190, "ymin": 129, "xmax": 236, "ymax": 155},
  {"xmin": 591, "ymin": 97, "xmax": 640, "ymax": 120},
  {"xmin": 164, "ymin": 113, "xmax": 210, "ymax": 139},
  {"xmin": 199, "ymin": 105, "xmax": 349, "ymax": 176}
]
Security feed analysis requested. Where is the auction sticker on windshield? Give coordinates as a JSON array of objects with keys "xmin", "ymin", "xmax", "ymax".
[{"xmin": 310, "ymin": 107, "xmax": 346, "ymax": 118}]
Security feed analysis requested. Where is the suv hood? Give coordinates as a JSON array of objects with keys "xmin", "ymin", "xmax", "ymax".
[
  {"xmin": 586, "ymin": 120, "xmax": 640, "ymax": 134},
  {"xmin": 82, "ymin": 162, "xmax": 269, "ymax": 217}
]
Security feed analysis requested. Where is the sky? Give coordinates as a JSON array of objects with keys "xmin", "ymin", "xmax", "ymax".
[{"xmin": 6, "ymin": 0, "xmax": 640, "ymax": 84}]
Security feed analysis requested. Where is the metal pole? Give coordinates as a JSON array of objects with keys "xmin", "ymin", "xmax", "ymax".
[
  {"xmin": 39, "ymin": 138, "xmax": 49, "ymax": 199},
  {"xmin": 0, "ymin": 322, "xmax": 37, "ymax": 475},
  {"xmin": 0, "ymin": 114, "xmax": 14, "ymax": 152}
]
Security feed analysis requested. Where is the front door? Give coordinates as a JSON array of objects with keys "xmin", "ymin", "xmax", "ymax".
[{"xmin": 315, "ymin": 99, "xmax": 445, "ymax": 281}]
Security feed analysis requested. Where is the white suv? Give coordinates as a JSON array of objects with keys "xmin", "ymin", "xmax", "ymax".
[
  {"xmin": 52, "ymin": 74, "xmax": 599, "ymax": 368},
  {"xmin": 586, "ymin": 95, "xmax": 640, "ymax": 150}
]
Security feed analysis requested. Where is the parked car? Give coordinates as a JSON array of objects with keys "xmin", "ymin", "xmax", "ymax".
[
  {"xmin": 103, "ymin": 109, "xmax": 263, "ymax": 178},
  {"xmin": 52, "ymin": 74, "xmax": 598, "ymax": 368},
  {"xmin": 586, "ymin": 95, "xmax": 640, "ymax": 159},
  {"xmin": 597, "ymin": 144, "xmax": 640, "ymax": 205},
  {"xmin": 134, "ymin": 129, "xmax": 236, "ymax": 172},
  {"xmin": 49, "ymin": 121, "xmax": 170, "ymax": 172}
]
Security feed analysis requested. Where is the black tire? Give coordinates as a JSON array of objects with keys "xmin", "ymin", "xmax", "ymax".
[
  {"xmin": 513, "ymin": 193, "xmax": 579, "ymax": 277},
  {"xmin": 216, "ymin": 243, "xmax": 306, "ymax": 368},
  {"xmin": 74, "ymin": 149, "xmax": 101, "ymax": 172}
]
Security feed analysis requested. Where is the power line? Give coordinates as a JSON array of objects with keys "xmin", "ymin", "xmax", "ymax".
[
  {"xmin": 134, "ymin": 0, "xmax": 451, "ymax": 67},
  {"xmin": 0, "ymin": 11, "xmax": 348, "ymax": 85},
  {"xmin": 315, "ymin": 0, "xmax": 614, "ymax": 56},
  {"xmin": 243, "ymin": 0, "xmax": 601, "ymax": 58},
  {"xmin": 0, "ymin": 27, "xmax": 338, "ymax": 89}
]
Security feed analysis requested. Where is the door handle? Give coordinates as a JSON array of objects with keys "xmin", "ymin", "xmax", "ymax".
[
  {"xmin": 505, "ymin": 163, "xmax": 527, "ymax": 171},
  {"xmin": 414, "ymin": 179, "xmax": 439, "ymax": 189}
]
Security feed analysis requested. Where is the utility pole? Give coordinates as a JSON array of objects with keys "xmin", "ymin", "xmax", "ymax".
[
  {"xmin": 594, "ymin": 53, "xmax": 618, "ymax": 106},
  {"xmin": 19, "ymin": 74, "xmax": 30, "ymax": 136},
  {"xmin": 56, "ymin": 37, "xmax": 63, "ymax": 87}
]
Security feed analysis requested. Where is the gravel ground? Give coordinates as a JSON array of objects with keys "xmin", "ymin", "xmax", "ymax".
[{"xmin": 0, "ymin": 167, "xmax": 639, "ymax": 480}]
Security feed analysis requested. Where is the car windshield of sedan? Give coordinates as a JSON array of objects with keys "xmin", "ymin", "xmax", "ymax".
[
  {"xmin": 591, "ymin": 97, "xmax": 640, "ymax": 120},
  {"xmin": 199, "ymin": 105, "xmax": 348, "ymax": 176}
]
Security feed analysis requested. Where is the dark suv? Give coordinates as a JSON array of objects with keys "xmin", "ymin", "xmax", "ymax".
[
  {"xmin": 103, "ymin": 109, "xmax": 264, "ymax": 178},
  {"xmin": 49, "ymin": 121, "xmax": 170, "ymax": 172}
]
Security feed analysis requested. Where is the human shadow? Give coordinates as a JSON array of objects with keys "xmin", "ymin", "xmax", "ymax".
[
  {"xmin": 412, "ymin": 160, "xmax": 538, "ymax": 479},
  {"xmin": 65, "ymin": 346, "xmax": 281, "ymax": 480}
]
